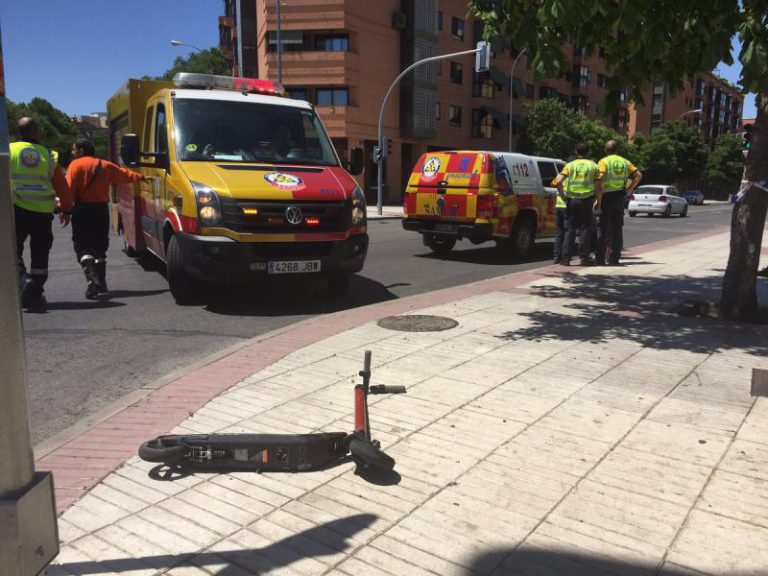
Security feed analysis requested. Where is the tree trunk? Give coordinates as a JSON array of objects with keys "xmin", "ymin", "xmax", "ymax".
[{"xmin": 720, "ymin": 94, "xmax": 768, "ymax": 321}]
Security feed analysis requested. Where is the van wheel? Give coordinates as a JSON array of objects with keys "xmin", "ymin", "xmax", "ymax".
[
  {"xmin": 628, "ymin": 211, "xmax": 637, "ymax": 217},
  {"xmin": 508, "ymin": 217, "xmax": 535, "ymax": 258},
  {"xmin": 167, "ymin": 235, "xmax": 201, "ymax": 305},
  {"xmin": 122, "ymin": 235, "xmax": 137, "ymax": 258},
  {"xmin": 424, "ymin": 234, "xmax": 456, "ymax": 256}
]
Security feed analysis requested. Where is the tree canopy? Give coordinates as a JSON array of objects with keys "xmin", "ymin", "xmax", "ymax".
[
  {"xmin": 706, "ymin": 132, "xmax": 747, "ymax": 189},
  {"xmin": 153, "ymin": 48, "xmax": 231, "ymax": 81},
  {"xmin": 7, "ymin": 98, "xmax": 79, "ymax": 165}
]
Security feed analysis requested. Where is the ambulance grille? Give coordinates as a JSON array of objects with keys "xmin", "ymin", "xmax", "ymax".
[{"xmin": 219, "ymin": 198, "xmax": 350, "ymax": 233}]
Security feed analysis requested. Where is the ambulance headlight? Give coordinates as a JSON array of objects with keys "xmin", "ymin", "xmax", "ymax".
[
  {"xmin": 192, "ymin": 181, "xmax": 222, "ymax": 227},
  {"xmin": 351, "ymin": 186, "xmax": 366, "ymax": 225}
]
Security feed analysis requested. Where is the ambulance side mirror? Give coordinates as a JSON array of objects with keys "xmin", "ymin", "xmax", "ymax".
[
  {"xmin": 348, "ymin": 146, "xmax": 364, "ymax": 176},
  {"xmin": 121, "ymin": 134, "xmax": 140, "ymax": 167}
]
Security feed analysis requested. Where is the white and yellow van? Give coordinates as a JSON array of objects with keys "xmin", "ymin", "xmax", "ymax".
[{"xmin": 402, "ymin": 150, "xmax": 564, "ymax": 257}]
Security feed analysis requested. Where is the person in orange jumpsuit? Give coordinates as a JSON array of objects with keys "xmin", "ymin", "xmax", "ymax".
[{"xmin": 66, "ymin": 138, "xmax": 145, "ymax": 298}]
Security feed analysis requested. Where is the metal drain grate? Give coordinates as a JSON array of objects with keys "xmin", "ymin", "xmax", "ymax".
[{"xmin": 377, "ymin": 315, "xmax": 458, "ymax": 332}]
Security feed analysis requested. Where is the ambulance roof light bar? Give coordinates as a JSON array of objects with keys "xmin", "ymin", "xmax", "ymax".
[{"xmin": 173, "ymin": 73, "xmax": 285, "ymax": 96}]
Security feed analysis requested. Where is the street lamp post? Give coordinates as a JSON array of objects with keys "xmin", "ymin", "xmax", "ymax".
[
  {"xmin": 276, "ymin": 0, "xmax": 282, "ymax": 84},
  {"xmin": 676, "ymin": 108, "xmax": 703, "ymax": 121},
  {"xmin": 170, "ymin": 39, "xmax": 204, "ymax": 53},
  {"xmin": 508, "ymin": 48, "xmax": 527, "ymax": 152}
]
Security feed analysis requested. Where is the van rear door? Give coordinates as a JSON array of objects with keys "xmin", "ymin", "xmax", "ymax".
[{"xmin": 404, "ymin": 151, "xmax": 488, "ymax": 220}]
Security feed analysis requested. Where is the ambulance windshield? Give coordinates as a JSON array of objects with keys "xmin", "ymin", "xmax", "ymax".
[{"xmin": 173, "ymin": 99, "xmax": 339, "ymax": 166}]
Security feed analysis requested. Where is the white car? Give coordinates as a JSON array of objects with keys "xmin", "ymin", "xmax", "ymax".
[{"xmin": 627, "ymin": 185, "xmax": 688, "ymax": 217}]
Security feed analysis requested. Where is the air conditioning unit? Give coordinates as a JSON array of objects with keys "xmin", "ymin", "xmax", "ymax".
[{"xmin": 392, "ymin": 11, "xmax": 407, "ymax": 30}]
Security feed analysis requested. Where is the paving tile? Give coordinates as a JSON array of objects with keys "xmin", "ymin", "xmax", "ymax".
[
  {"xmin": 699, "ymin": 469, "xmax": 768, "ymax": 530},
  {"xmin": 536, "ymin": 398, "xmax": 641, "ymax": 445},
  {"xmin": 647, "ymin": 397, "xmax": 749, "ymax": 436},
  {"xmin": 737, "ymin": 399, "xmax": 768, "ymax": 446},
  {"xmin": 666, "ymin": 509, "xmax": 768, "ymax": 575}
]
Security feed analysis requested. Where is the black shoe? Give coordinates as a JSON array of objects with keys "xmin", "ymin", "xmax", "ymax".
[
  {"xmin": 97, "ymin": 280, "xmax": 109, "ymax": 294},
  {"xmin": 85, "ymin": 281, "xmax": 99, "ymax": 300},
  {"xmin": 595, "ymin": 259, "xmax": 606, "ymax": 266},
  {"xmin": 758, "ymin": 267, "xmax": 768, "ymax": 278},
  {"xmin": 580, "ymin": 258, "xmax": 595, "ymax": 266},
  {"xmin": 24, "ymin": 295, "xmax": 48, "ymax": 313},
  {"xmin": 553, "ymin": 256, "xmax": 561, "ymax": 264},
  {"xmin": 608, "ymin": 259, "xmax": 621, "ymax": 266},
  {"xmin": 560, "ymin": 260, "xmax": 571, "ymax": 266}
]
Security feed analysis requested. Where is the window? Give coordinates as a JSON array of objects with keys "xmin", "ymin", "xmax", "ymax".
[
  {"xmin": 436, "ymin": 102, "xmax": 441, "ymax": 120},
  {"xmin": 619, "ymin": 88, "xmax": 629, "ymax": 103},
  {"xmin": 449, "ymin": 105, "xmax": 462, "ymax": 127},
  {"xmin": 473, "ymin": 72, "xmax": 494, "ymax": 98},
  {"xmin": 537, "ymin": 161, "xmax": 557, "ymax": 182},
  {"xmin": 315, "ymin": 34, "xmax": 349, "ymax": 51},
  {"xmin": 316, "ymin": 88, "xmax": 349, "ymax": 106},
  {"xmin": 142, "ymin": 105, "xmax": 154, "ymax": 151},
  {"xmin": 471, "ymin": 109, "xmax": 493, "ymax": 138},
  {"xmin": 539, "ymin": 86, "xmax": 558, "ymax": 99},
  {"xmin": 287, "ymin": 87, "xmax": 309, "ymax": 101},
  {"xmin": 598, "ymin": 46, "xmax": 606, "ymax": 58},
  {"xmin": 437, "ymin": 11, "xmax": 443, "ymax": 31},
  {"xmin": 155, "ymin": 103, "xmax": 168, "ymax": 154},
  {"xmin": 597, "ymin": 74, "xmax": 607, "ymax": 88},
  {"xmin": 450, "ymin": 61, "xmax": 463, "ymax": 84},
  {"xmin": 451, "ymin": 17, "xmax": 464, "ymax": 40},
  {"xmin": 525, "ymin": 83, "xmax": 535, "ymax": 99},
  {"xmin": 696, "ymin": 79, "xmax": 705, "ymax": 95},
  {"xmin": 573, "ymin": 65, "xmax": 591, "ymax": 88},
  {"xmin": 572, "ymin": 96, "xmax": 589, "ymax": 115},
  {"xmin": 267, "ymin": 31, "xmax": 309, "ymax": 52}
]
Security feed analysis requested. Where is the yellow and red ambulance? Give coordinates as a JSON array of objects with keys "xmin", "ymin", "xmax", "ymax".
[
  {"xmin": 402, "ymin": 150, "xmax": 563, "ymax": 257},
  {"xmin": 107, "ymin": 73, "xmax": 366, "ymax": 303}
]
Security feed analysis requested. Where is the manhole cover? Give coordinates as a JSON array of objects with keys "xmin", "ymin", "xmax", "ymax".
[{"xmin": 377, "ymin": 315, "xmax": 458, "ymax": 332}]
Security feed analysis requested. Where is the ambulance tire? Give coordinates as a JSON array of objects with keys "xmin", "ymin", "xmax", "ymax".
[
  {"xmin": 424, "ymin": 234, "xmax": 456, "ymax": 256},
  {"xmin": 508, "ymin": 217, "xmax": 535, "ymax": 259},
  {"xmin": 327, "ymin": 272, "xmax": 350, "ymax": 294},
  {"xmin": 123, "ymin": 236, "xmax": 137, "ymax": 258},
  {"xmin": 167, "ymin": 235, "xmax": 202, "ymax": 305}
]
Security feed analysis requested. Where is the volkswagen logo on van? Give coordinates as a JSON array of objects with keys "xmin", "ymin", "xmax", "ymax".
[{"xmin": 285, "ymin": 206, "xmax": 303, "ymax": 225}]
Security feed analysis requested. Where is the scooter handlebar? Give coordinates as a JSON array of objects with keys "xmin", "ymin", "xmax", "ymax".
[{"xmin": 369, "ymin": 385, "xmax": 407, "ymax": 394}]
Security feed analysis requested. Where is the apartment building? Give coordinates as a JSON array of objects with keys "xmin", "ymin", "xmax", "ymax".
[
  {"xmin": 628, "ymin": 73, "xmax": 744, "ymax": 147},
  {"xmin": 219, "ymin": 0, "xmax": 258, "ymax": 77}
]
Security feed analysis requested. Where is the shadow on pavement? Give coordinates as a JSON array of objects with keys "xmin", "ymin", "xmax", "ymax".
[
  {"xmin": 103, "ymin": 288, "xmax": 169, "ymax": 299},
  {"xmin": 464, "ymin": 547, "xmax": 744, "ymax": 575},
  {"xmin": 46, "ymin": 300, "xmax": 126, "ymax": 311},
  {"xmin": 415, "ymin": 241, "xmax": 555, "ymax": 266},
  {"xmin": 203, "ymin": 274, "xmax": 399, "ymax": 317},
  {"xmin": 57, "ymin": 514, "xmax": 377, "ymax": 575},
  {"xmin": 498, "ymin": 271, "xmax": 768, "ymax": 356}
]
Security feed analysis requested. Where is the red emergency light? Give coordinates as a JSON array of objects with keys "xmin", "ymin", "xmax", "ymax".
[
  {"xmin": 173, "ymin": 73, "xmax": 285, "ymax": 96},
  {"xmin": 305, "ymin": 217, "xmax": 320, "ymax": 226}
]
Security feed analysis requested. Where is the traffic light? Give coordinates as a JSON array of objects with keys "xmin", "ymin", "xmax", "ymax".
[
  {"xmin": 742, "ymin": 124, "xmax": 753, "ymax": 158},
  {"xmin": 385, "ymin": 137, "xmax": 392, "ymax": 158},
  {"xmin": 373, "ymin": 146, "xmax": 382, "ymax": 164},
  {"xmin": 475, "ymin": 41, "xmax": 491, "ymax": 73}
]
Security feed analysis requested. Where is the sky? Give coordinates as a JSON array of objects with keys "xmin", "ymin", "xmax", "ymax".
[{"xmin": 0, "ymin": 2, "xmax": 758, "ymax": 119}]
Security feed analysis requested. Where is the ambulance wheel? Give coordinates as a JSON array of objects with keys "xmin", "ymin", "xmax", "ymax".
[
  {"xmin": 327, "ymin": 272, "xmax": 350, "ymax": 294},
  {"xmin": 167, "ymin": 235, "xmax": 201, "ymax": 305},
  {"xmin": 508, "ymin": 217, "xmax": 535, "ymax": 258},
  {"xmin": 424, "ymin": 234, "xmax": 456, "ymax": 256}
]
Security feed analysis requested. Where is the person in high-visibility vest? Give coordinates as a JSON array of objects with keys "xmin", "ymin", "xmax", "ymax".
[
  {"xmin": 552, "ymin": 142, "xmax": 601, "ymax": 266},
  {"xmin": 552, "ymin": 175, "xmax": 569, "ymax": 264},
  {"xmin": 11, "ymin": 117, "xmax": 73, "ymax": 312},
  {"xmin": 67, "ymin": 138, "xmax": 144, "ymax": 298},
  {"xmin": 596, "ymin": 140, "xmax": 642, "ymax": 265}
]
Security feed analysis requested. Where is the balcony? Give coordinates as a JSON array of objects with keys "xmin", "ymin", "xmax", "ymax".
[
  {"xmin": 263, "ymin": 0, "xmax": 346, "ymax": 31},
  {"xmin": 266, "ymin": 50, "xmax": 359, "ymax": 86},
  {"xmin": 219, "ymin": 15, "xmax": 234, "ymax": 28}
]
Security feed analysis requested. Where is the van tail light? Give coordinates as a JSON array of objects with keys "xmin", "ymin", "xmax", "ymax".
[
  {"xmin": 659, "ymin": 195, "xmax": 667, "ymax": 203},
  {"xmin": 404, "ymin": 193, "xmax": 416, "ymax": 215},
  {"xmin": 477, "ymin": 195, "xmax": 497, "ymax": 219}
]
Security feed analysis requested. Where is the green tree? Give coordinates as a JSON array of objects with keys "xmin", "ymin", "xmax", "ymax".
[
  {"xmin": 471, "ymin": 0, "xmax": 768, "ymax": 321},
  {"xmin": 654, "ymin": 121, "xmax": 709, "ymax": 181},
  {"xmin": 155, "ymin": 48, "xmax": 231, "ymax": 81},
  {"xmin": 7, "ymin": 98, "xmax": 79, "ymax": 165},
  {"xmin": 521, "ymin": 98, "xmax": 633, "ymax": 161},
  {"xmin": 632, "ymin": 132, "xmax": 678, "ymax": 184},
  {"xmin": 707, "ymin": 132, "xmax": 747, "ymax": 189}
]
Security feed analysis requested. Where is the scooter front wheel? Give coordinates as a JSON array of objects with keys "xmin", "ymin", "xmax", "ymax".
[
  {"xmin": 349, "ymin": 438, "xmax": 395, "ymax": 470},
  {"xmin": 139, "ymin": 436, "xmax": 189, "ymax": 464}
]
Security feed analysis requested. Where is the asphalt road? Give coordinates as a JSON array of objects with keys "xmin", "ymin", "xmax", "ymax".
[{"xmin": 23, "ymin": 202, "xmax": 732, "ymax": 445}]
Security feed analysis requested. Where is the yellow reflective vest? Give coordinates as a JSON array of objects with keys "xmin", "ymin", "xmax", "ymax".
[
  {"xmin": 599, "ymin": 154, "xmax": 632, "ymax": 192},
  {"xmin": 10, "ymin": 141, "xmax": 56, "ymax": 213},
  {"xmin": 565, "ymin": 158, "xmax": 598, "ymax": 198}
]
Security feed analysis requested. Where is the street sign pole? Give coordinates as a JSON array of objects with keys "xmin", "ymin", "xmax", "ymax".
[
  {"xmin": 0, "ymin": 20, "xmax": 59, "ymax": 575},
  {"xmin": 375, "ymin": 42, "xmax": 491, "ymax": 215}
]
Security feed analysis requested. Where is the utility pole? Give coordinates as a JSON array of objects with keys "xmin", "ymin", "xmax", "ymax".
[
  {"xmin": 236, "ymin": 0, "xmax": 243, "ymax": 76},
  {"xmin": 508, "ymin": 48, "xmax": 527, "ymax": 152},
  {"xmin": 376, "ymin": 42, "xmax": 490, "ymax": 214},
  {"xmin": 0, "ymin": 21, "xmax": 59, "ymax": 575},
  {"xmin": 276, "ymin": 0, "xmax": 282, "ymax": 83}
]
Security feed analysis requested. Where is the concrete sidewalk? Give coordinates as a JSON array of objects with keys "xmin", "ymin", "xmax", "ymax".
[{"xmin": 44, "ymin": 228, "xmax": 768, "ymax": 576}]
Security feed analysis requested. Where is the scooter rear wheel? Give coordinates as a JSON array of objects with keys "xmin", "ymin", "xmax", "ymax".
[{"xmin": 349, "ymin": 438, "xmax": 395, "ymax": 470}]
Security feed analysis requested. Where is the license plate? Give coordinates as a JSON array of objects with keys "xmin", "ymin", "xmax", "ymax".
[
  {"xmin": 434, "ymin": 223, "xmax": 457, "ymax": 233},
  {"xmin": 268, "ymin": 260, "xmax": 321, "ymax": 274}
]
